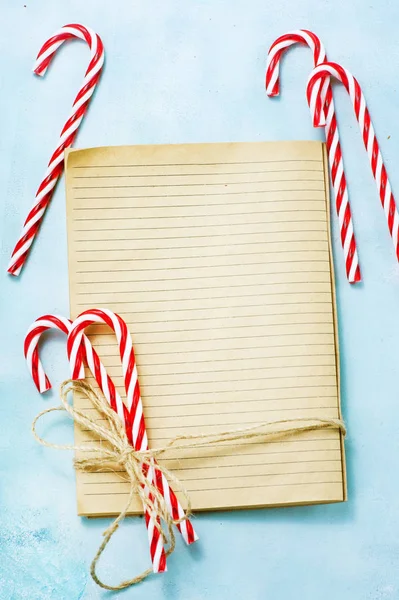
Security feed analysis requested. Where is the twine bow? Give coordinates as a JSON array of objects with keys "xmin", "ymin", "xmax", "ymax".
[{"xmin": 32, "ymin": 379, "xmax": 346, "ymax": 591}]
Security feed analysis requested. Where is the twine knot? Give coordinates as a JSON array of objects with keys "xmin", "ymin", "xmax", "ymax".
[
  {"xmin": 113, "ymin": 444, "xmax": 147, "ymax": 484},
  {"xmin": 118, "ymin": 446, "xmax": 137, "ymax": 465}
]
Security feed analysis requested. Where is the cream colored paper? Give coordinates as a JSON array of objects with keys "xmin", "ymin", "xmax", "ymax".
[{"xmin": 65, "ymin": 141, "xmax": 346, "ymax": 516}]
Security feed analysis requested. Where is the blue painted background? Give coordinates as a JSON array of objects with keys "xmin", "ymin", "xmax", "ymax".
[{"xmin": 1, "ymin": 1, "xmax": 399, "ymax": 598}]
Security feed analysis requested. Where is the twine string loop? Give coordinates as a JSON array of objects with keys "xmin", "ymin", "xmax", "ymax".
[{"xmin": 32, "ymin": 379, "xmax": 346, "ymax": 591}]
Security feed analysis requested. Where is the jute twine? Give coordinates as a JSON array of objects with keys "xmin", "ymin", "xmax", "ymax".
[{"xmin": 32, "ymin": 379, "xmax": 346, "ymax": 592}]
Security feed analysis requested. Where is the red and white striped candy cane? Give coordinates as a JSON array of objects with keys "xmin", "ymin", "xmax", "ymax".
[
  {"xmin": 24, "ymin": 314, "xmax": 85, "ymax": 393},
  {"xmin": 266, "ymin": 30, "xmax": 361, "ymax": 283},
  {"xmin": 307, "ymin": 62, "xmax": 399, "ymax": 263},
  {"xmin": 25, "ymin": 312, "xmax": 168, "ymax": 572},
  {"xmin": 25, "ymin": 312, "xmax": 166, "ymax": 570},
  {"xmin": 67, "ymin": 308, "xmax": 198, "ymax": 573},
  {"xmin": 8, "ymin": 24, "xmax": 104, "ymax": 277}
]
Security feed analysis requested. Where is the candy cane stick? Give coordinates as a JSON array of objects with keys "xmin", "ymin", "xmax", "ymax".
[
  {"xmin": 307, "ymin": 62, "xmax": 399, "ymax": 263},
  {"xmin": 80, "ymin": 324, "xmax": 199, "ymax": 547},
  {"xmin": 67, "ymin": 309, "xmax": 198, "ymax": 573},
  {"xmin": 8, "ymin": 24, "xmax": 104, "ymax": 277},
  {"xmin": 24, "ymin": 315, "xmax": 85, "ymax": 393},
  {"xmin": 266, "ymin": 30, "xmax": 361, "ymax": 283}
]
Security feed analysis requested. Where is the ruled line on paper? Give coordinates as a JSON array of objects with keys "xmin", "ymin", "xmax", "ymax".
[
  {"xmin": 82, "ymin": 471, "xmax": 343, "ymax": 486},
  {"xmin": 74, "ymin": 184, "xmax": 325, "ymax": 194},
  {"xmin": 71, "ymin": 157, "xmax": 322, "ymax": 167},
  {"xmin": 73, "ymin": 169, "xmax": 324, "ymax": 179},
  {"xmin": 74, "ymin": 213, "xmax": 328, "ymax": 223},
  {"xmin": 98, "ymin": 303, "xmax": 333, "ymax": 316},
  {"xmin": 84, "ymin": 484, "xmax": 343, "ymax": 497},
  {"xmin": 74, "ymin": 221, "xmax": 327, "ymax": 234},
  {"xmin": 73, "ymin": 232, "xmax": 329, "ymax": 244},
  {"xmin": 78, "ymin": 455, "xmax": 342, "ymax": 473},
  {"xmin": 73, "ymin": 184, "xmax": 325, "ymax": 193},
  {"xmin": 80, "ymin": 398, "xmax": 339, "ymax": 412},
  {"xmin": 66, "ymin": 141, "xmax": 345, "ymax": 516},
  {"xmin": 76, "ymin": 434, "xmax": 340, "ymax": 444},
  {"xmin": 76, "ymin": 261, "xmax": 331, "ymax": 277},
  {"xmin": 73, "ymin": 198, "xmax": 327, "ymax": 211},
  {"xmin": 76, "ymin": 252, "xmax": 330, "ymax": 265}
]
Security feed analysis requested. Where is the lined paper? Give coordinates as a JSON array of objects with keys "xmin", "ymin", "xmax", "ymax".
[{"xmin": 65, "ymin": 141, "xmax": 346, "ymax": 516}]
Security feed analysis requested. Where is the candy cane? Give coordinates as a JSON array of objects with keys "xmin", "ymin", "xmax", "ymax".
[
  {"xmin": 307, "ymin": 62, "xmax": 399, "ymax": 263},
  {"xmin": 25, "ymin": 312, "xmax": 166, "ymax": 572},
  {"xmin": 24, "ymin": 315, "xmax": 85, "ymax": 393},
  {"xmin": 67, "ymin": 308, "xmax": 198, "ymax": 573},
  {"xmin": 266, "ymin": 30, "xmax": 361, "ymax": 283},
  {"xmin": 25, "ymin": 310, "xmax": 198, "ymax": 555},
  {"xmin": 8, "ymin": 24, "xmax": 104, "ymax": 277}
]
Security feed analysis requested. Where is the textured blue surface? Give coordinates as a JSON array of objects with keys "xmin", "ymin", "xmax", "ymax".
[{"xmin": 1, "ymin": 1, "xmax": 399, "ymax": 598}]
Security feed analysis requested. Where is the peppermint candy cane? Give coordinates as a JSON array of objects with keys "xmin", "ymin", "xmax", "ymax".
[
  {"xmin": 67, "ymin": 309, "xmax": 198, "ymax": 573},
  {"xmin": 24, "ymin": 314, "xmax": 85, "ymax": 393},
  {"xmin": 307, "ymin": 63, "xmax": 399, "ymax": 263},
  {"xmin": 8, "ymin": 24, "xmax": 104, "ymax": 276},
  {"xmin": 26, "ymin": 312, "xmax": 175, "ymax": 573},
  {"xmin": 266, "ymin": 30, "xmax": 360, "ymax": 283},
  {"xmin": 26, "ymin": 312, "xmax": 166, "ymax": 572}
]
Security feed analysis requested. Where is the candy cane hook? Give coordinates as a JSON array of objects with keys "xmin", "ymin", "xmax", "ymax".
[
  {"xmin": 24, "ymin": 315, "xmax": 85, "ymax": 393},
  {"xmin": 25, "ymin": 313, "xmax": 130, "ymax": 429},
  {"xmin": 307, "ymin": 62, "xmax": 399, "ymax": 264},
  {"xmin": 266, "ymin": 30, "xmax": 360, "ymax": 283},
  {"xmin": 8, "ymin": 24, "xmax": 105, "ymax": 277},
  {"xmin": 266, "ymin": 29, "xmax": 328, "ymax": 108}
]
